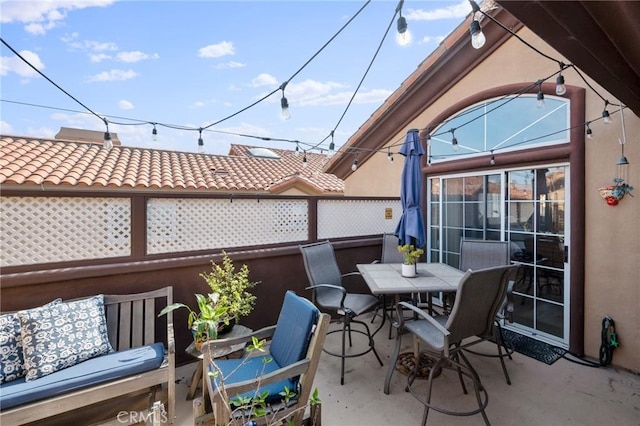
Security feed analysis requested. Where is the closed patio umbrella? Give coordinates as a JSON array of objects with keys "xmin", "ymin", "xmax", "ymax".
[{"xmin": 394, "ymin": 128, "xmax": 426, "ymax": 249}]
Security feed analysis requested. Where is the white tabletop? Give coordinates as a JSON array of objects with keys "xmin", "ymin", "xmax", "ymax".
[{"xmin": 357, "ymin": 262, "xmax": 465, "ymax": 295}]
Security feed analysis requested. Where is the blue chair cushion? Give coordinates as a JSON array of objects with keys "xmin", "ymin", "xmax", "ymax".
[
  {"xmin": 270, "ymin": 291, "xmax": 318, "ymax": 372},
  {"xmin": 0, "ymin": 342, "xmax": 164, "ymax": 410},
  {"xmin": 208, "ymin": 355, "xmax": 294, "ymax": 405}
]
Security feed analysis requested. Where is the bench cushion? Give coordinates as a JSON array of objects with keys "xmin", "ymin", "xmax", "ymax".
[{"xmin": 0, "ymin": 342, "xmax": 165, "ymax": 410}]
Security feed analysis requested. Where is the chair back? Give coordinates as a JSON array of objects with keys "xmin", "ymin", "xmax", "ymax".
[
  {"xmin": 270, "ymin": 291, "xmax": 320, "ymax": 372},
  {"xmin": 300, "ymin": 241, "xmax": 344, "ymax": 308},
  {"xmin": 445, "ymin": 265, "xmax": 517, "ymax": 343},
  {"xmin": 459, "ymin": 239, "xmax": 510, "ymax": 271},
  {"xmin": 381, "ymin": 234, "xmax": 405, "ymax": 263}
]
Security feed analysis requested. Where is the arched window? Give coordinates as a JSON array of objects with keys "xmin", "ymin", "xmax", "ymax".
[{"xmin": 429, "ymin": 95, "xmax": 570, "ymax": 162}]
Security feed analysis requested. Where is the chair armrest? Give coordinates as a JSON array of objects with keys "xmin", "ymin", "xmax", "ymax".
[
  {"xmin": 305, "ymin": 284, "xmax": 347, "ymax": 309},
  {"xmin": 209, "ymin": 358, "xmax": 311, "ymax": 400},
  {"xmin": 397, "ymin": 301, "xmax": 451, "ymax": 337},
  {"xmin": 202, "ymin": 325, "xmax": 277, "ymax": 353}
]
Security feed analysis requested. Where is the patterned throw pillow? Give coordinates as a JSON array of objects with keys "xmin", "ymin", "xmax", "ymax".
[
  {"xmin": 19, "ymin": 295, "xmax": 114, "ymax": 381},
  {"xmin": 0, "ymin": 299, "xmax": 61, "ymax": 384}
]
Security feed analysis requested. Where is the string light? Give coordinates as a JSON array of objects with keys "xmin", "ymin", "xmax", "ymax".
[
  {"xmin": 327, "ymin": 131, "xmax": 335, "ymax": 158},
  {"xmin": 103, "ymin": 119, "xmax": 113, "ymax": 150},
  {"xmin": 468, "ymin": 0, "xmax": 485, "ymax": 49},
  {"xmin": 490, "ymin": 150, "xmax": 495, "ymax": 165},
  {"xmin": 197, "ymin": 128, "xmax": 204, "ymax": 153},
  {"xmin": 602, "ymin": 100, "xmax": 612, "ymax": 124},
  {"xmin": 585, "ymin": 122, "xmax": 593, "ymax": 140},
  {"xmin": 351, "ymin": 153, "xmax": 359, "ymax": 171},
  {"xmin": 295, "ymin": 142, "xmax": 300, "ymax": 156},
  {"xmin": 151, "ymin": 123, "xmax": 158, "ymax": 141},
  {"xmin": 555, "ymin": 63, "xmax": 567, "ymax": 95},
  {"xmin": 280, "ymin": 82, "xmax": 291, "ymax": 120},
  {"xmin": 395, "ymin": 0, "xmax": 411, "ymax": 46},
  {"xmin": 451, "ymin": 129, "xmax": 459, "ymax": 152},
  {"xmin": 302, "ymin": 151, "xmax": 308, "ymax": 168},
  {"xmin": 536, "ymin": 81, "xmax": 545, "ymax": 108},
  {"xmin": 387, "ymin": 147, "xmax": 394, "ymax": 162}
]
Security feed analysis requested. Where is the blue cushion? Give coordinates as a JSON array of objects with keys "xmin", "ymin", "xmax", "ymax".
[
  {"xmin": 270, "ymin": 291, "xmax": 319, "ymax": 371},
  {"xmin": 0, "ymin": 342, "xmax": 164, "ymax": 410},
  {"xmin": 208, "ymin": 355, "xmax": 294, "ymax": 404},
  {"xmin": 207, "ymin": 291, "xmax": 319, "ymax": 405}
]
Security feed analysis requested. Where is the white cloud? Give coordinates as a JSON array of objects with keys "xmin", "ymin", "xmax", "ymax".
[
  {"xmin": 116, "ymin": 51, "xmax": 159, "ymax": 63},
  {"xmin": 61, "ymin": 33, "xmax": 118, "ymax": 52},
  {"xmin": 118, "ymin": 100, "xmax": 134, "ymax": 110},
  {"xmin": 198, "ymin": 41, "xmax": 235, "ymax": 58},
  {"xmin": 298, "ymin": 88, "xmax": 392, "ymax": 107},
  {"xmin": 90, "ymin": 53, "xmax": 111, "ymax": 63},
  {"xmin": 1, "ymin": 1, "xmax": 115, "ymax": 34},
  {"xmin": 406, "ymin": 1, "xmax": 470, "ymax": 21},
  {"xmin": 87, "ymin": 69, "xmax": 137, "ymax": 82},
  {"xmin": 286, "ymin": 79, "xmax": 347, "ymax": 101},
  {"xmin": 250, "ymin": 73, "xmax": 278, "ymax": 87},
  {"xmin": 215, "ymin": 61, "xmax": 246, "ymax": 70},
  {"xmin": 419, "ymin": 35, "xmax": 446, "ymax": 45},
  {"xmin": 0, "ymin": 50, "xmax": 44, "ymax": 77},
  {"xmin": 0, "ymin": 120, "xmax": 14, "ymax": 134}
]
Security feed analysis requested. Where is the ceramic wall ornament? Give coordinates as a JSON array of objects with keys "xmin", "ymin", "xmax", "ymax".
[{"xmin": 598, "ymin": 178, "xmax": 633, "ymax": 206}]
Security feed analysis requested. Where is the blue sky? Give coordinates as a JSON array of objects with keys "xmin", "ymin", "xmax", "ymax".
[{"xmin": 1, "ymin": 0, "xmax": 471, "ymax": 155}]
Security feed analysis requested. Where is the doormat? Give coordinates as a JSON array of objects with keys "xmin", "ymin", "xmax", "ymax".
[
  {"xmin": 500, "ymin": 329, "xmax": 566, "ymax": 365},
  {"xmin": 396, "ymin": 352, "xmax": 441, "ymax": 379}
]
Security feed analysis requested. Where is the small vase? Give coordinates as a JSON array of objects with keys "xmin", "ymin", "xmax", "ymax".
[{"xmin": 401, "ymin": 263, "xmax": 417, "ymax": 278}]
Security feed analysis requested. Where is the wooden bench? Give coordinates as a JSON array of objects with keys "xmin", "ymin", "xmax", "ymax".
[{"xmin": 0, "ymin": 287, "xmax": 176, "ymax": 425}]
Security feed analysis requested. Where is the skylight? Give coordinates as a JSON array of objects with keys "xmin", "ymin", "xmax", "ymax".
[{"xmin": 247, "ymin": 148, "xmax": 281, "ymax": 159}]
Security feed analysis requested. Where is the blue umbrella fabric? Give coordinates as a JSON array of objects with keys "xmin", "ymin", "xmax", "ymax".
[{"xmin": 394, "ymin": 128, "xmax": 426, "ymax": 249}]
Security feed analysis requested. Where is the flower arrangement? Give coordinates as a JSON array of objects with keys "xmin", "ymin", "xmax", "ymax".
[
  {"xmin": 200, "ymin": 252, "xmax": 259, "ymax": 327},
  {"xmin": 159, "ymin": 292, "xmax": 227, "ymax": 346},
  {"xmin": 397, "ymin": 244, "xmax": 424, "ymax": 265}
]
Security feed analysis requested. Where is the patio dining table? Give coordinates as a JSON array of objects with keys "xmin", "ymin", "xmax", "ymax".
[{"xmin": 356, "ymin": 262, "xmax": 465, "ymax": 391}]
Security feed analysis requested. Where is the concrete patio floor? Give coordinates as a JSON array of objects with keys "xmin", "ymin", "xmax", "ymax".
[{"xmin": 174, "ymin": 315, "xmax": 640, "ymax": 426}]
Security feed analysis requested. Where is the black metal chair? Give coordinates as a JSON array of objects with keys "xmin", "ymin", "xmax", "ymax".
[
  {"xmin": 299, "ymin": 240, "xmax": 383, "ymax": 385},
  {"xmin": 387, "ymin": 265, "xmax": 517, "ymax": 425}
]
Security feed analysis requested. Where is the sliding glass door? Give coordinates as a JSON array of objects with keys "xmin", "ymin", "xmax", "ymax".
[{"xmin": 427, "ymin": 165, "xmax": 569, "ymax": 347}]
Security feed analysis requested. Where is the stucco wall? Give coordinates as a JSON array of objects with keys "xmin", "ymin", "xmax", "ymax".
[{"xmin": 344, "ymin": 27, "xmax": 639, "ymax": 372}]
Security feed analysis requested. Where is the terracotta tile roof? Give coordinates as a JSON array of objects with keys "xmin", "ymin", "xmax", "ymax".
[{"xmin": 0, "ymin": 135, "xmax": 344, "ymax": 194}]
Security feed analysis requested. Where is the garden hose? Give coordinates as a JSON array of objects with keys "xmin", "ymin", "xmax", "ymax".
[{"xmin": 599, "ymin": 316, "xmax": 618, "ymax": 366}]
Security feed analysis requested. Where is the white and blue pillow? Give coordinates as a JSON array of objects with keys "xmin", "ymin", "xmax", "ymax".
[{"xmin": 18, "ymin": 295, "xmax": 114, "ymax": 382}]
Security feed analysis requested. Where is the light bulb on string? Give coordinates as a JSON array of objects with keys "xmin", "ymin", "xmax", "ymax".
[
  {"xmin": 490, "ymin": 150, "xmax": 495, "ymax": 165},
  {"xmin": 536, "ymin": 83, "xmax": 545, "ymax": 108},
  {"xmin": 387, "ymin": 148, "xmax": 394, "ymax": 162},
  {"xmin": 302, "ymin": 151, "xmax": 308, "ymax": 168},
  {"xmin": 469, "ymin": 20, "xmax": 486, "ymax": 49},
  {"xmin": 102, "ymin": 119, "xmax": 113, "ymax": 150},
  {"xmin": 351, "ymin": 153, "xmax": 359, "ymax": 171},
  {"xmin": 451, "ymin": 129, "xmax": 459, "ymax": 152},
  {"xmin": 197, "ymin": 128, "xmax": 204, "ymax": 153},
  {"xmin": 555, "ymin": 74, "xmax": 566, "ymax": 96},
  {"xmin": 602, "ymin": 101, "xmax": 612, "ymax": 124},
  {"xmin": 295, "ymin": 143, "xmax": 300, "ymax": 157},
  {"xmin": 396, "ymin": 15, "xmax": 411, "ymax": 46},
  {"xmin": 279, "ymin": 82, "xmax": 291, "ymax": 120},
  {"xmin": 152, "ymin": 124, "xmax": 158, "ymax": 141},
  {"xmin": 327, "ymin": 131, "xmax": 335, "ymax": 158},
  {"xmin": 585, "ymin": 123, "xmax": 593, "ymax": 140}
]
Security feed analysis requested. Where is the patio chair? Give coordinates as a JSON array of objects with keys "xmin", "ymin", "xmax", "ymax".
[
  {"xmin": 371, "ymin": 233, "xmax": 415, "ymax": 338},
  {"xmin": 197, "ymin": 291, "xmax": 330, "ymax": 426},
  {"xmin": 459, "ymin": 238, "xmax": 515, "ymax": 385},
  {"xmin": 387, "ymin": 265, "xmax": 517, "ymax": 426},
  {"xmin": 300, "ymin": 240, "xmax": 384, "ymax": 385}
]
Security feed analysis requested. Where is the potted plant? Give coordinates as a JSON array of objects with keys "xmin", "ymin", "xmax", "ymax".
[
  {"xmin": 159, "ymin": 292, "xmax": 227, "ymax": 350},
  {"xmin": 200, "ymin": 252, "xmax": 260, "ymax": 334},
  {"xmin": 398, "ymin": 244, "xmax": 424, "ymax": 277}
]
